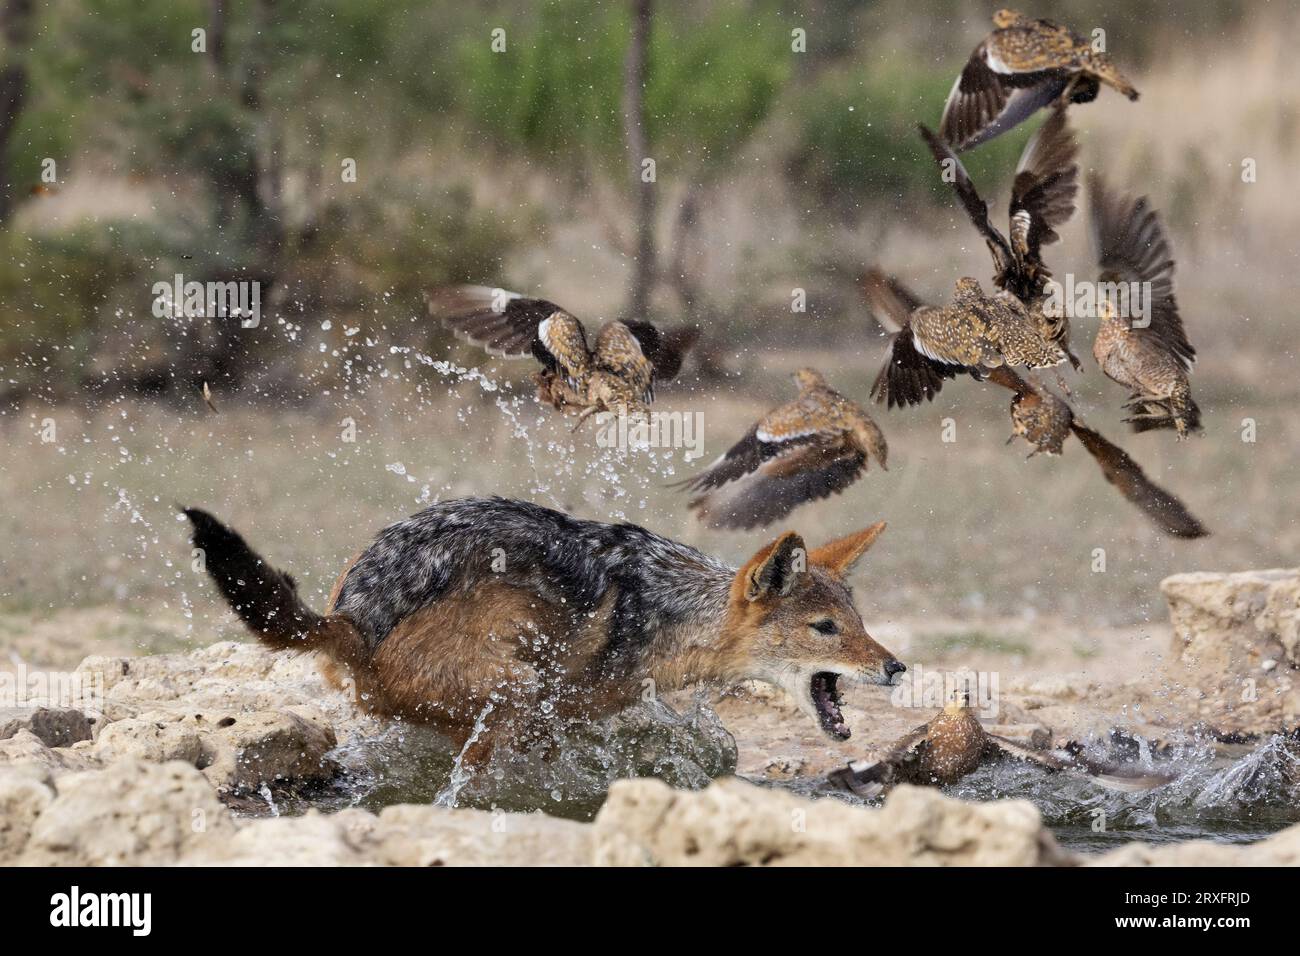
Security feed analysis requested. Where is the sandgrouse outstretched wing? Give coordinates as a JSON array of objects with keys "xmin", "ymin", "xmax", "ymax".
[
  {"xmin": 426, "ymin": 285, "xmax": 698, "ymax": 421},
  {"xmin": 987, "ymin": 366, "xmax": 1208, "ymax": 538},
  {"xmin": 871, "ymin": 275, "xmax": 1066, "ymax": 409},
  {"xmin": 831, "ymin": 692, "xmax": 1172, "ymax": 796},
  {"xmin": 919, "ymin": 111, "xmax": 1082, "ymax": 366},
  {"xmin": 676, "ymin": 368, "xmax": 887, "ymax": 530},
  {"xmin": 865, "ymin": 273, "xmax": 1207, "ymax": 538},
  {"xmin": 941, "ymin": 8, "xmax": 1139, "ymax": 151}
]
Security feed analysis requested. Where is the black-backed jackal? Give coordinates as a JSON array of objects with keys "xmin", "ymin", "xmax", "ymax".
[{"xmin": 185, "ymin": 497, "xmax": 904, "ymax": 766}]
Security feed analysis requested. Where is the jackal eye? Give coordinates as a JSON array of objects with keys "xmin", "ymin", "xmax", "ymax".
[{"xmin": 810, "ymin": 619, "xmax": 838, "ymax": 636}]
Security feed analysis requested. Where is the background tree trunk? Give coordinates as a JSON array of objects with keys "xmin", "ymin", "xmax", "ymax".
[
  {"xmin": 622, "ymin": 0, "xmax": 655, "ymax": 319},
  {"xmin": 0, "ymin": 0, "xmax": 36, "ymax": 226}
]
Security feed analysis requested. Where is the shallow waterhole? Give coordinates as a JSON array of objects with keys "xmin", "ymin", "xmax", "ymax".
[
  {"xmin": 770, "ymin": 738, "xmax": 1300, "ymax": 853},
  {"xmin": 243, "ymin": 702, "xmax": 1300, "ymax": 856}
]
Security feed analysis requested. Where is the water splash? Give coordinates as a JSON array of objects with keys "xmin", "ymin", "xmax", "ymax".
[
  {"xmin": 258, "ymin": 782, "xmax": 281, "ymax": 817},
  {"xmin": 434, "ymin": 696, "xmax": 497, "ymax": 808},
  {"xmin": 1194, "ymin": 734, "xmax": 1300, "ymax": 807},
  {"xmin": 805, "ymin": 732, "xmax": 1300, "ymax": 853},
  {"xmin": 316, "ymin": 694, "xmax": 736, "ymax": 821}
]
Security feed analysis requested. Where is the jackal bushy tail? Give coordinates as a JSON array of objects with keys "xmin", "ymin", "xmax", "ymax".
[{"xmin": 183, "ymin": 507, "xmax": 368, "ymax": 667}]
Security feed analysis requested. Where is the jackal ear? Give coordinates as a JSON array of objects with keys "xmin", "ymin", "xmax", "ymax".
[
  {"xmin": 808, "ymin": 521, "xmax": 886, "ymax": 579},
  {"xmin": 742, "ymin": 531, "xmax": 807, "ymax": 602}
]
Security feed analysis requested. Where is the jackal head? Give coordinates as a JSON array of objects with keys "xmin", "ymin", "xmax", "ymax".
[{"xmin": 723, "ymin": 523, "xmax": 905, "ymax": 741}]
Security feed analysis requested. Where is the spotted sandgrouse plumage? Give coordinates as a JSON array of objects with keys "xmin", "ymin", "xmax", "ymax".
[
  {"xmin": 865, "ymin": 272, "xmax": 1207, "ymax": 538},
  {"xmin": 1000, "ymin": 369, "xmax": 1074, "ymax": 457},
  {"xmin": 675, "ymin": 368, "xmax": 887, "ymax": 530},
  {"xmin": 920, "ymin": 109, "xmax": 1082, "ymax": 367},
  {"xmin": 941, "ymin": 8, "xmax": 1140, "ymax": 151},
  {"xmin": 1088, "ymin": 177, "xmax": 1200, "ymax": 438},
  {"xmin": 426, "ymin": 285, "xmax": 698, "ymax": 424},
  {"xmin": 871, "ymin": 275, "xmax": 1066, "ymax": 409}
]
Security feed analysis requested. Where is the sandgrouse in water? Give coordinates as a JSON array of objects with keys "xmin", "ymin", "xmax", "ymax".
[{"xmin": 830, "ymin": 691, "xmax": 1173, "ymax": 796}]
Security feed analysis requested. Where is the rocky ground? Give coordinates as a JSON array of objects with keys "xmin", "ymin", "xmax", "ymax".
[{"xmin": 1, "ymin": 568, "xmax": 1297, "ymax": 866}]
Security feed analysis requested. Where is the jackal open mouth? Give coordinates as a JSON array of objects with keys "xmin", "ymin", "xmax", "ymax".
[{"xmin": 811, "ymin": 672, "xmax": 850, "ymax": 740}]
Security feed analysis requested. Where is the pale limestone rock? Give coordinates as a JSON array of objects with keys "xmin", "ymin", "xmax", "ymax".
[
  {"xmin": 0, "ymin": 729, "xmax": 96, "ymax": 775},
  {"xmin": 0, "ymin": 730, "xmax": 55, "ymax": 769},
  {"xmin": 193, "ymin": 709, "xmax": 338, "ymax": 792},
  {"xmin": 191, "ymin": 809, "xmax": 372, "ymax": 866},
  {"xmin": 591, "ymin": 777, "xmax": 1070, "ymax": 867},
  {"xmin": 14, "ymin": 636, "xmax": 1294, "ymax": 867},
  {"xmin": 0, "ymin": 764, "xmax": 55, "ymax": 861},
  {"xmin": 1161, "ymin": 569, "xmax": 1300, "ymax": 733},
  {"xmin": 77, "ymin": 642, "xmax": 359, "ymax": 735},
  {"xmin": 90, "ymin": 708, "xmax": 338, "ymax": 793},
  {"xmin": 1163, "ymin": 569, "xmax": 1300, "ymax": 666},
  {"xmin": 177, "ymin": 804, "xmax": 591, "ymax": 866},
  {"xmin": 366, "ymin": 804, "xmax": 591, "ymax": 867},
  {"xmin": 94, "ymin": 717, "xmax": 206, "ymax": 766},
  {"xmin": 20, "ymin": 759, "xmax": 236, "ymax": 865},
  {"xmin": 1256, "ymin": 577, "xmax": 1300, "ymax": 664},
  {"xmin": 72, "ymin": 638, "xmax": 349, "ymax": 794}
]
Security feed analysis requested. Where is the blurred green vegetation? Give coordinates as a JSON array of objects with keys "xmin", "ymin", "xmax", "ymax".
[
  {"xmin": 458, "ymin": 0, "xmax": 792, "ymax": 186},
  {"xmin": 782, "ymin": 60, "xmax": 1030, "ymax": 214},
  {"xmin": 0, "ymin": 0, "xmax": 1262, "ymax": 400},
  {"xmin": 0, "ymin": 0, "xmax": 518, "ymax": 393},
  {"xmin": 0, "ymin": 226, "xmax": 157, "ymax": 361}
]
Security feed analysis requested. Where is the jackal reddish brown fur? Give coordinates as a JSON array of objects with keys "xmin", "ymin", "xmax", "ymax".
[{"xmin": 184, "ymin": 497, "xmax": 904, "ymax": 766}]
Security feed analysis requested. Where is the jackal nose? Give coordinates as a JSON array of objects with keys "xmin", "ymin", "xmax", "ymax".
[{"xmin": 883, "ymin": 659, "xmax": 906, "ymax": 680}]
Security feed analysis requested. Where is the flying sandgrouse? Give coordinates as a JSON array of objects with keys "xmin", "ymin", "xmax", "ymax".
[
  {"xmin": 871, "ymin": 275, "xmax": 1067, "ymax": 409},
  {"xmin": 427, "ymin": 285, "xmax": 698, "ymax": 425},
  {"xmin": 920, "ymin": 108, "xmax": 1082, "ymax": 367},
  {"xmin": 1088, "ymin": 177, "xmax": 1201, "ymax": 438},
  {"xmin": 675, "ymin": 368, "xmax": 888, "ymax": 530},
  {"xmin": 941, "ymin": 8, "xmax": 1140, "ymax": 151},
  {"xmin": 864, "ymin": 271, "xmax": 1207, "ymax": 538},
  {"xmin": 987, "ymin": 366, "xmax": 1208, "ymax": 538}
]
